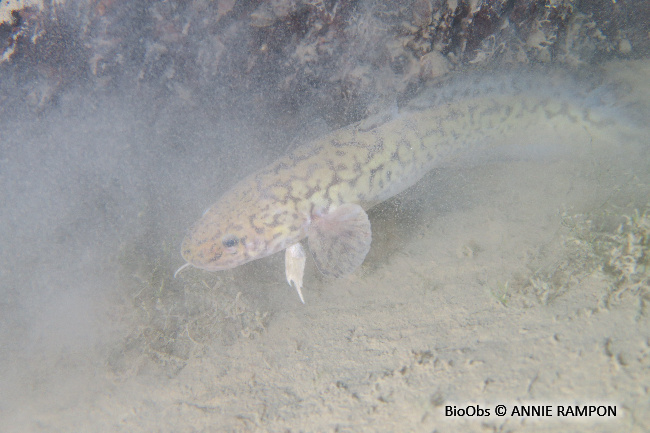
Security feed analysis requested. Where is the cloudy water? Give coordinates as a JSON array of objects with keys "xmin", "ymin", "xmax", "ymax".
[{"xmin": 1, "ymin": 1, "xmax": 648, "ymax": 431}]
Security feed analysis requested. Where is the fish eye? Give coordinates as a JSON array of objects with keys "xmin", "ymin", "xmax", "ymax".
[{"xmin": 222, "ymin": 235, "xmax": 239, "ymax": 248}]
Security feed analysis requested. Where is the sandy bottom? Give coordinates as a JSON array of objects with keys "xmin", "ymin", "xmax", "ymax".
[{"xmin": 2, "ymin": 128, "xmax": 648, "ymax": 433}]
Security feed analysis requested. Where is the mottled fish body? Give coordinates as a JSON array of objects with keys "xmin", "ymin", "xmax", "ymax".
[{"xmin": 179, "ymin": 70, "xmax": 618, "ymax": 301}]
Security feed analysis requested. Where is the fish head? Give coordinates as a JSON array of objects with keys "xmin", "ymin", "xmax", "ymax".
[{"xmin": 180, "ymin": 179, "xmax": 307, "ymax": 272}]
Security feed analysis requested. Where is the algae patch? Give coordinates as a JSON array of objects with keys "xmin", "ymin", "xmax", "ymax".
[
  {"xmin": 108, "ymin": 237, "xmax": 271, "ymax": 378},
  {"xmin": 520, "ymin": 207, "xmax": 649, "ymax": 313}
]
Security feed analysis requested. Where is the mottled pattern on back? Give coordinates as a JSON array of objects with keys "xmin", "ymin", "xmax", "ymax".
[{"xmin": 181, "ymin": 71, "xmax": 612, "ymax": 272}]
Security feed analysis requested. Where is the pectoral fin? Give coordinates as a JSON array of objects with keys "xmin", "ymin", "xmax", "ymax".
[
  {"xmin": 285, "ymin": 243, "xmax": 307, "ymax": 304},
  {"xmin": 308, "ymin": 203, "xmax": 372, "ymax": 278}
]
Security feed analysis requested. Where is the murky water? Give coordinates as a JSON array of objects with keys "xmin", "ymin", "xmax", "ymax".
[{"xmin": 1, "ymin": 1, "xmax": 649, "ymax": 431}]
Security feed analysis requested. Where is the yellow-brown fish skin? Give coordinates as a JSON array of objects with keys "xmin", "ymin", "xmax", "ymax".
[{"xmin": 181, "ymin": 72, "xmax": 613, "ymax": 273}]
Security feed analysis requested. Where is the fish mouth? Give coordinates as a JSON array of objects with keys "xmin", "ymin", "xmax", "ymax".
[
  {"xmin": 174, "ymin": 257, "xmax": 236, "ymax": 275},
  {"xmin": 179, "ymin": 251, "xmax": 229, "ymax": 272},
  {"xmin": 179, "ymin": 242, "xmax": 242, "ymax": 273},
  {"xmin": 180, "ymin": 233, "xmax": 223, "ymax": 268},
  {"xmin": 180, "ymin": 232, "xmax": 258, "ymax": 273}
]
